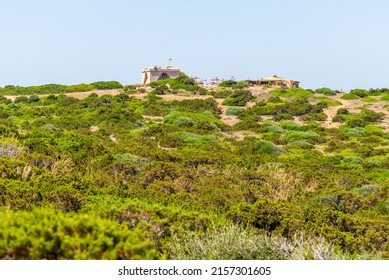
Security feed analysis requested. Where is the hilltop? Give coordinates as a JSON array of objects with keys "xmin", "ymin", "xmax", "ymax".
[{"xmin": 1, "ymin": 77, "xmax": 389, "ymax": 260}]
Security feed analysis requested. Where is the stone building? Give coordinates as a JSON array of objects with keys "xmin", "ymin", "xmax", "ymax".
[
  {"xmin": 141, "ymin": 65, "xmax": 180, "ymax": 85},
  {"xmin": 257, "ymin": 75, "xmax": 300, "ymax": 88}
]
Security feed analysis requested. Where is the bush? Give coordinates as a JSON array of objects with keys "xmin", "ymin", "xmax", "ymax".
[
  {"xmin": 222, "ymin": 89, "xmax": 253, "ymax": 106},
  {"xmin": 352, "ymin": 185, "xmax": 379, "ymax": 197},
  {"xmin": 342, "ymin": 127, "xmax": 366, "ymax": 137},
  {"xmin": 0, "ymin": 209, "xmax": 158, "ymax": 259},
  {"xmin": 362, "ymin": 96, "xmax": 378, "ymax": 103},
  {"xmin": 28, "ymin": 95, "xmax": 40, "ymax": 103},
  {"xmin": 279, "ymin": 120, "xmax": 301, "ymax": 131},
  {"xmin": 350, "ymin": 89, "xmax": 369, "ymax": 98},
  {"xmin": 341, "ymin": 94, "xmax": 359, "ymax": 100},
  {"xmin": 267, "ymin": 96, "xmax": 283, "ymax": 103},
  {"xmin": 332, "ymin": 115, "xmax": 345, "ymax": 123},
  {"xmin": 380, "ymin": 94, "xmax": 389, "ymax": 101},
  {"xmin": 343, "ymin": 156, "xmax": 364, "ymax": 169},
  {"xmin": 284, "ymin": 131, "xmax": 320, "ymax": 143},
  {"xmin": 254, "ymin": 140, "xmax": 285, "ymax": 155},
  {"xmin": 90, "ymin": 81, "xmax": 123, "ymax": 90},
  {"xmin": 226, "ymin": 106, "xmax": 245, "ymax": 116},
  {"xmin": 169, "ymin": 223, "xmax": 338, "ymax": 260},
  {"xmin": 150, "ymin": 85, "xmax": 170, "ymax": 95},
  {"xmin": 315, "ymin": 87, "xmax": 337, "ymax": 96},
  {"xmin": 174, "ymin": 117, "xmax": 195, "ymax": 127},
  {"xmin": 287, "ymin": 140, "xmax": 314, "ymax": 149},
  {"xmin": 14, "ymin": 96, "xmax": 29, "ymax": 103},
  {"xmin": 213, "ymin": 89, "xmax": 233, "ymax": 98},
  {"xmin": 219, "ymin": 80, "xmax": 237, "ymax": 87},
  {"xmin": 163, "ymin": 111, "xmax": 224, "ymax": 130}
]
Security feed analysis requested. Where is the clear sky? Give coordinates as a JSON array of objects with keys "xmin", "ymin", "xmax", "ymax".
[{"xmin": 1, "ymin": 0, "xmax": 388, "ymax": 90}]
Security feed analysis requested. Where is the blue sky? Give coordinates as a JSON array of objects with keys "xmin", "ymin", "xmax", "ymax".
[{"xmin": 1, "ymin": 0, "xmax": 388, "ymax": 90}]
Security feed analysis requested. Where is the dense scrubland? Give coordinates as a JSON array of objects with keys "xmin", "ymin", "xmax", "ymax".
[{"xmin": 1, "ymin": 75, "xmax": 389, "ymax": 259}]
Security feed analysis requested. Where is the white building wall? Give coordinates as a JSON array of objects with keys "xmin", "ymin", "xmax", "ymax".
[{"xmin": 141, "ymin": 67, "xmax": 180, "ymax": 85}]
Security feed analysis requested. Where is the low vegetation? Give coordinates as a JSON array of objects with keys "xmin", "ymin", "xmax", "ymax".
[
  {"xmin": 0, "ymin": 81, "xmax": 123, "ymax": 96},
  {"xmin": 0, "ymin": 82, "xmax": 389, "ymax": 260}
]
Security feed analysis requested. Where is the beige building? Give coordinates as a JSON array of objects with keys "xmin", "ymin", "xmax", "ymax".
[
  {"xmin": 257, "ymin": 75, "xmax": 300, "ymax": 88},
  {"xmin": 141, "ymin": 65, "xmax": 180, "ymax": 85}
]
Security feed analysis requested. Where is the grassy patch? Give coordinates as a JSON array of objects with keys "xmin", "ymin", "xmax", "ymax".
[
  {"xmin": 362, "ymin": 96, "xmax": 378, "ymax": 103},
  {"xmin": 341, "ymin": 94, "xmax": 359, "ymax": 100}
]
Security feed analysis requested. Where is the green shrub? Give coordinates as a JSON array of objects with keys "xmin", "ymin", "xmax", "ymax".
[
  {"xmin": 271, "ymin": 88, "xmax": 314, "ymax": 99},
  {"xmin": 213, "ymin": 89, "xmax": 233, "ymax": 98},
  {"xmin": 332, "ymin": 115, "xmax": 345, "ymax": 123},
  {"xmin": 350, "ymin": 89, "xmax": 369, "ymax": 98},
  {"xmin": 343, "ymin": 156, "xmax": 364, "ymax": 169},
  {"xmin": 163, "ymin": 111, "xmax": 224, "ymax": 129},
  {"xmin": 28, "ymin": 95, "xmax": 40, "ymax": 103},
  {"xmin": 379, "ymin": 94, "xmax": 389, "ymax": 101},
  {"xmin": 362, "ymin": 96, "xmax": 378, "ymax": 103},
  {"xmin": 267, "ymin": 96, "xmax": 283, "ymax": 103},
  {"xmin": 173, "ymin": 98, "xmax": 221, "ymax": 116},
  {"xmin": 169, "ymin": 223, "xmax": 339, "ymax": 260},
  {"xmin": 254, "ymin": 140, "xmax": 285, "ymax": 155},
  {"xmin": 279, "ymin": 120, "xmax": 301, "ymax": 131},
  {"xmin": 0, "ymin": 209, "xmax": 158, "ymax": 259},
  {"xmin": 219, "ymin": 80, "xmax": 237, "ymax": 87},
  {"xmin": 284, "ymin": 131, "xmax": 320, "ymax": 143},
  {"xmin": 287, "ymin": 140, "xmax": 314, "ymax": 149},
  {"xmin": 364, "ymin": 125, "xmax": 383, "ymax": 136},
  {"xmin": 360, "ymin": 109, "xmax": 385, "ymax": 123},
  {"xmin": 150, "ymin": 85, "xmax": 170, "ymax": 95},
  {"xmin": 314, "ymin": 194, "xmax": 339, "ymax": 208},
  {"xmin": 174, "ymin": 117, "xmax": 195, "ymax": 127},
  {"xmin": 90, "ymin": 81, "xmax": 123, "ymax": 90},
  {"xmin": 351, "ymin": 185, "xmax": 379, "ymax": 197},
  {"xmin": 364, "ymin": 159, "xmax": 382, "ymax": 169},
  {"xmin": 263, "ymin": 123, "xmax": 286, "ymax": 133},
  {"xmin": 342, "ymin": 127, "xmax": 366, "ymax": 137},
  {"xmin": 14, "ymin": 96, "xmax": 29, "ymax": 103},
  {"xmin": 226, "ymin": 106, "xmax": 245, "ymax": 116},
  {"xmin": 222, "ymin": 89, "xmax": 253, "ymax": 106},
  {"xmin": 341, "ymin": 94, "xmax": 359, "ymax": 100},
  {"xmin": 114, "ymin": 153, "xmax": 149, "ymax": 167},
  {"xmin": 65, "ymin": 83, "xmax": 94, "ymax": 93},
  {"xmin": 315, "ymin": 87, "xmax": 337, "ymax": 96}
]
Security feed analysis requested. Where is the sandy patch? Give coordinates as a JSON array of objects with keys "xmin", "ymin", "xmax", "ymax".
[{"xmin": 109, "ymin": 134, "xmax": 117, "ymax": 142}]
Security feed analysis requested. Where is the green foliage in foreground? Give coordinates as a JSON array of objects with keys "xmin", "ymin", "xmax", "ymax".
[
  {"xmin": 0, "ymin": 209, "xmax": 158, "ymax": 260},
  {"xmin": 170, "ymin": 223, "xmax": 374, "ymax": 260}
]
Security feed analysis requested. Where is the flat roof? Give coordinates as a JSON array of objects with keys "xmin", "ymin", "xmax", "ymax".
[
  {"xmin": 260, "ymin": 76, "xmax": 299, "ymax": 82},
  {"xmin": 142, "ymin": 66, "xmax": 180, "ymax": 72}
]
